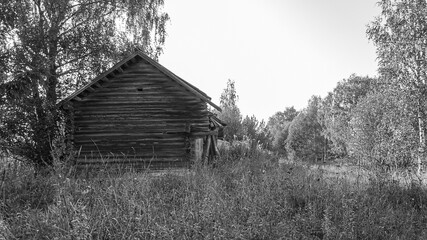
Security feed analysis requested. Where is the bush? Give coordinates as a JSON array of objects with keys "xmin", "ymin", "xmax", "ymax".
[
  {"xmin": 348, "ymin": 89, "xmax": 418, "ymax": 170},
  {"xmin": 286, "ymin": 96, "xmax": 326, "ymax": 162}
]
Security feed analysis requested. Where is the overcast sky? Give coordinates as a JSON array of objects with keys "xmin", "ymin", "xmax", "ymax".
[{"xmin": 159, "ymin": 0, "xmax": 381, "ymax": 121}]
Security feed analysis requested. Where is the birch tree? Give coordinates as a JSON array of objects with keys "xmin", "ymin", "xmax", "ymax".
[
  {"xmin": 0, "ymin": 0, "xmax": 168, "ymax": 170},
  {"xmin": 217, "ymin": 79, "xmax": 243, "ymax": 142},
  {"xmin": 367, "ymin": 0, "xmax": 427, "ymax": 174}
]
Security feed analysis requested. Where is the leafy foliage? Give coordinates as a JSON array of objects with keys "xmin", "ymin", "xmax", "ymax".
[
  {"xmin": 0, "ymin": 0, "xmax": 169, "ymax": 169},
  {"xmin": 348, "ymin": 88, "xmax": 418, "ymax": 169},
  {"xmin": 217, "ymin": 79, "xmax": 243, "ymax": 142},
  {"xmin": 241, "ymin": 115, "xmax": 271, "ymax": 150},
  {"xmin": 367, "ymin": 0, "xmax": 427, "ymax": 172},
  {"xmin": 286, "ymin": 96, "xmax": 327, "ymax": 162},
  {"xmin": 320, "ymin": 74, "xmax": 377, "ymax": 157},
  {"xmin": 267, "ymin": 107, "xmax": 298, "ymax": 154}
]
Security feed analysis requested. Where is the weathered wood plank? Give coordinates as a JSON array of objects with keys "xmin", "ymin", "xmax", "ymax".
[
  {"xmin": 69, "ymin": 53, "xmax": 216, "ymax": 170},
  {"xmin": 77, "ymin": 153, "xmax": 187, "ymax": 159},
  {"xmin": 74, "ymin": 138, "xmax": 188, "ymax": 145},
  {"xmin": 76, "ymin": 158, "xmax": 188, "ymax": 164}
]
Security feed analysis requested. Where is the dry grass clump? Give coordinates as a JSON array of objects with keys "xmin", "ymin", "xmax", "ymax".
[{"xmin": 1, "ymin": 151, "xmax": 427, "ymax": 239}]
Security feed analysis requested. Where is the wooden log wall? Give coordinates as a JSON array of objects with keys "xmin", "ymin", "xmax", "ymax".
[{"xmin": 71, "ymin": 57, "xmax": 210, "ymax": 169}]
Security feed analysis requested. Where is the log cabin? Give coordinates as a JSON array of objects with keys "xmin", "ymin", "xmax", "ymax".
[{"xmin": 59, "ymin": 51, "xmax": 225, "ymax": 170}]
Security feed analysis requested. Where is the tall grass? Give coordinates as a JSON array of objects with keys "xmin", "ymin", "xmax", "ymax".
[{"xmin": 1, "ymin": 150, "xmax": 427, "ymax": 239}]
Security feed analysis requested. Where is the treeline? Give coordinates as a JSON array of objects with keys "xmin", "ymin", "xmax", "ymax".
[
  {"xmin": 219, "ymin": 75, "xmax": 417, "ymax": 171},
  {"xmin": 270, "ymin": 74, "xmax": 418, "ymax": 171},
  {"xmin": 218, "ymin": 0, "xmax": 427, "ymax": 172}
]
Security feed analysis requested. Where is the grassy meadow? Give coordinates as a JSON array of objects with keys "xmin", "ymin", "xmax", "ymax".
[{"xmin": 1, "ymin": 150, "xmax": 427, "ymax": 239}]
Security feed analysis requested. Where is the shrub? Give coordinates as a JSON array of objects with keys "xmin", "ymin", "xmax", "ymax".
[{"xmin": 348, "ymin": 89, "xmax": 418, "ymax": 170}]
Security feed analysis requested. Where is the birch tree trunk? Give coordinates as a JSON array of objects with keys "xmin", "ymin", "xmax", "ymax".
[{"xmin": 417, "ymin": 102, "xmax": 425, "ymax": 175}]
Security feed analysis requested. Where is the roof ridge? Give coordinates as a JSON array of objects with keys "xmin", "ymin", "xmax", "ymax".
[{"xmin": 59, "ymin": 51, "xmax": 221, "ymax": 111}]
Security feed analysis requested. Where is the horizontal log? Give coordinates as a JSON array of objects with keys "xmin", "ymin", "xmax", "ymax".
[
  {"xmin": 80, "ymin": 149, "xmax": 185, "ymax": 157},
  {"xmin": 74, "ymin": 137, "xmax": 187, "ymax": 144},
  {"xmin": 74, "ymin": 120, "xmax": 208, "ymax": 128},
  {"xmin": 83, "ymin": 90, "xmax": 194, "ymax": 97},
  {"xmin": 113, "ymin": 85, "xmax": 180, "ymax": 90},
  {"xmin": 74, "ymin": 110, "xmax": 208, "ymax": 117},
  {"xmin": 96, "ymin": 79, "xmax": 181, "ymax": 86},
  {"xmin": 123, "ymin": 71, "xmax": 163, "ymax": 76},
  {"xmin": 76, "ymin": 105, "xmax": 206, "ymax": 111},
  {"xmin": 76, "ymin": 157, "xmax": 186, "ymax": 162},
  {"xmin": 75, "ymin": 105, "xmax": 204, "ymax": 112},
  {"xmin": 74, "ymin": 124, "xmax": 207, "ymax": 131},
  {"xmin": 105, "ymin": 78, "xmax": 172, "ymax": 85},
  {"xmin": 101, "ymin": 84, "xmax": 179, "ymax": 91},
  {"xmin": 75, "ymin": 146, "xmax": 187, "ymax": 154},
  {"xmin": 74, "ymin": 129, "xmax": 188, "ymax": 135},
  {"xmin": 77, "ymin": 161, "xmax": 188, "ymax": 167},
  {"xmin": 75, "ymin": 122, "xmax": 186, "ymax": 127},
  {"xmin": 77, "ymin": 152, "xmax": 186, "ymax": 159},
  {"xmin": 119, "ymin": 72, "xmax": 166, "ymax": 77},
  {"xmin": 74, "ymin": 117, "xmax": 208, "ymax": 124},
  {"xmin": 127, "ymin": 65, "xmax": 155, "ymax": 71},
  {"xmin": 77, "ymin": 146, "xmax": 186, "ymax": 153},
  {"xmin": 86, "ymin": 90, "xmax": 192, "ymax": 96},
  {"xmin": 74, "ymin": 144, "xmax": 186, "ymax": 150},
  {"xmin": 125, "ymin": 64, "xmax": 158, "ymax": 69},
  {"xmin": 75, "ymin": 158, "xmax": 188, "ymax": 165},
  {"xmin": 74, "ymin": 124, "xmax": 196, "ymax": 130},
  {"xmin": 74, "ymin": 112, "xmax": 208, "ymax": 118},
  {"xmin": 75, "ymin": 104, "xmax": 207, "ymax": 110},
  {"xmin": 75, "ymin": 95, "xmax": 208, "ymax": 103},
  {"xmin": 74, "ymin": 139, "xmax": 187, "ymax": 146},
  {"xmin": 74, "ymin": 143, "xmax": 185, "ymax": 150},
  {"xmin": 73, "ymin": 132, "xmax": 187, "ymax": 138},
  {"xmin": 77, "ymin": 143, "xmax": 186, "ymax": 150},
  {"xmin": 74, "ymin": 108, "xmax": 208, "ymax": 115},
  {"xmin": 74, "ymin": 100, "xmax": 202, "ymax": 107},
  {"xmin": 85, "ymin": 92, "xmax": 198, "ymax": 98},
  {"xmin": 74, "ymin": 113, "xmax": 208, "ymax": 120},
  {"xmin": 75, "ymin": 112, "xmax": 207, "ymax": 118},
  {"xmin": 77, "ymin": 137, "xmax": 188, "ymax": 144},
  {"xmin": 74, "ymin": 130, "xmax": 207, "ymax": 137},
  {"xmin": 190, "ymin": 130, "xmax": 218, "ymax": 137},
  {"xmin": 125, "ymin": 64, "xmax": 158, "ymax": 70},
  {"xmin": 76, "ymin": 147, "xmax": 186, "ymax": 153},
  {"xmin": 74, "ymin": 114, "xmax": 208, "ymax": 119},
  {"xmin": 81, "ymin": 96, "xmax": 198, "ymax": 103},
  {"xmin": 74, "ymin": 125, "xmax": 207, "ymax": 132},
  {"xmin": 81, "ymin": 94, "xmax": 199, "ymax": 101}
]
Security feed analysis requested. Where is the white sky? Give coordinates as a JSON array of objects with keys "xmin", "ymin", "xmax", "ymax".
[{"xmin": 159, "ymin": 0, "xmax": 380, "ymax": 121}]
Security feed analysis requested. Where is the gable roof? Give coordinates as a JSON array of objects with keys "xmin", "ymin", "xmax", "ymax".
[{"xmin": 59, "ymin": 51, "xmax": 221, "ymax": 111}]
